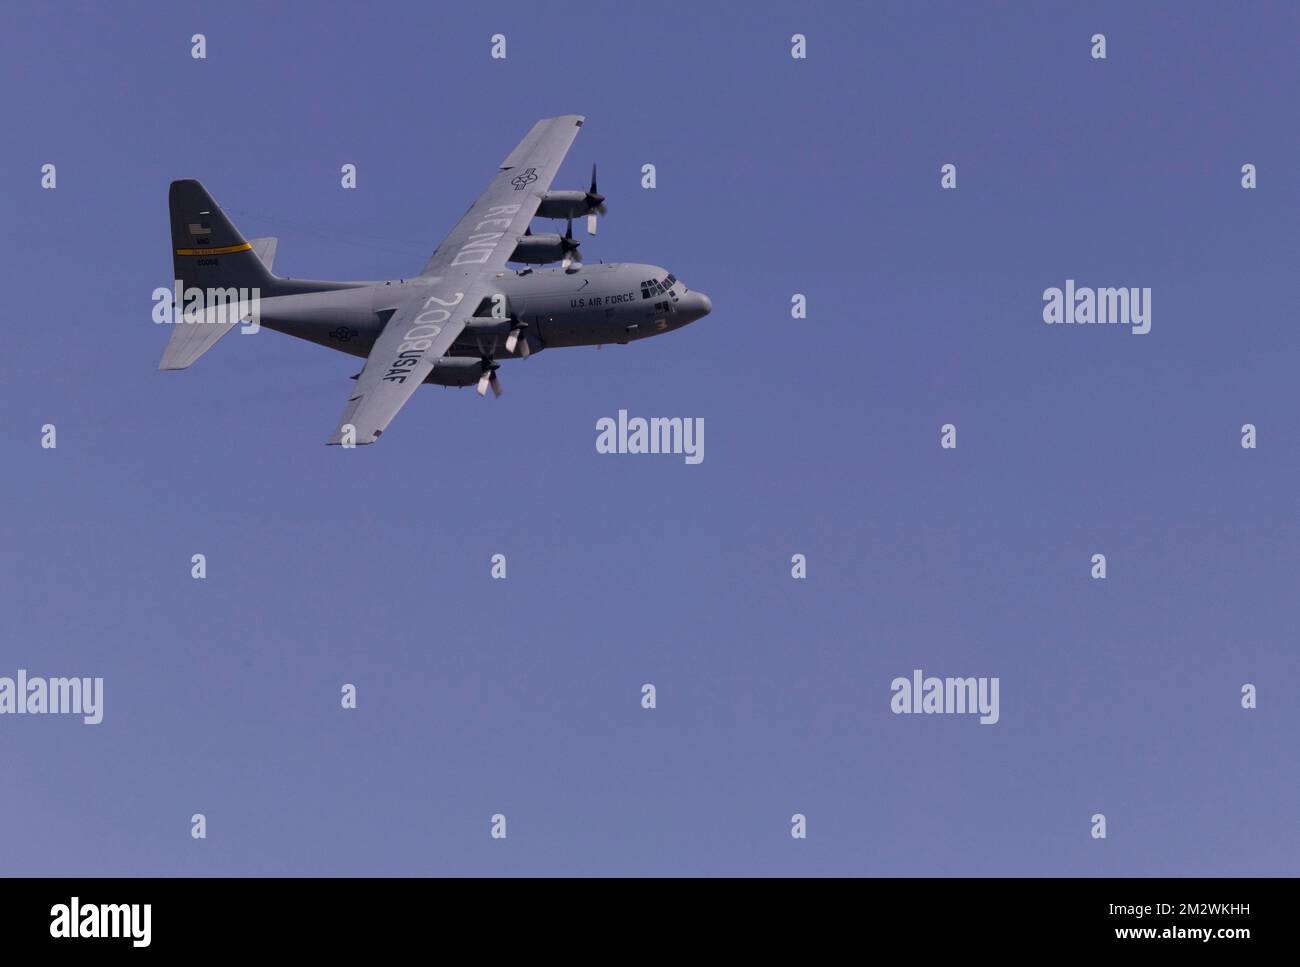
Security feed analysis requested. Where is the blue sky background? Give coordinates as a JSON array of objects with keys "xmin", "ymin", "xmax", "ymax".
[{"xmin": 2, "ymin": 0, "xmax": 1298, "ymax": 875}]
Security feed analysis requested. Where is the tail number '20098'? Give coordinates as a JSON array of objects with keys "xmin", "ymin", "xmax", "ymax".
[{"xmin": 382, "ymin": 291, "xmax": 464, "ymax": 383}]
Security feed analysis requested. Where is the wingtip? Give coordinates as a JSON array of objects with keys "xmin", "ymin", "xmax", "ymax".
[{"xmin": 326, "ymin": 428, "xmax": 381, "ymax": 446}]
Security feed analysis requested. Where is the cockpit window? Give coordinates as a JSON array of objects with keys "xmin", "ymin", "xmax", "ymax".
[{"xmin": 641, "ymin": 275, "xmax": 677, "ymax": 299}]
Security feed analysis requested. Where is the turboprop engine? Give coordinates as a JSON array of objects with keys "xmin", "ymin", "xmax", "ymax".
[
  {"xmin": 510, "ymin": 218, "xmax": 581, "ymax": 267},
  {"xmin": 422, "ymin": 357, "xmax": 488, "ymax": 388},
  {"xmin": 536, "ymin": 164, "xmax": 607, "ymax": 234}
]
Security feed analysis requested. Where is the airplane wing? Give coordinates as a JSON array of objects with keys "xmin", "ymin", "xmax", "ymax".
[
  {"xmin": 326, "ymin": 279, "xmax": 489, "ymax": 445},
  {"xmin": 419, "ymin": 115, "xmax": 585, "ymax": 277},
  {"xmin": 328, "ymin": 116, "xmax": 586, "ymax": 444}
]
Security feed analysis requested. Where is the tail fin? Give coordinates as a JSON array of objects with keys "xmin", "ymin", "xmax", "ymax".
[
  {"xmin": 162, "ymin": 181, "xmax": 281, "ymax": 371},
  {"xmin": 169, "ymin": 179, "xmax": 275, "ymax": 294},
  {"xmin": 162, "ymin": 180, "xmax": 362, "ymax": 370}
]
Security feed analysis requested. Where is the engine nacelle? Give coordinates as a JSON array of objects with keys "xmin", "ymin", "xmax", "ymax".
[
  {"xmin": 422, "ymin": 357, "xmax": 484, "ymax": 387},
  {"xmin": 537, "ymin": 190, "xmax": 595, "ymax": 220},
  {"xmin": 510, "ymin": 233, "xmax": 568, "ymax": 265},
  {"xmin": 462, "ymin": 317, "xmax": 512, "ymax": 338}
]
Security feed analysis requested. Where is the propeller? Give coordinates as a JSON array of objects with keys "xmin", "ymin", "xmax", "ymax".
[
  {"xmin": 586, "ymin": 163, "xmax": 607, "ymax": 235},
  {"xmin": 504, "ymin": 315, "xmax": 530, "ymax": 358},
  {"xmin": 476, "ymin": 357, "xmax": 502, "ymax": 397},
  {"xmin": 560, "ymin": 218, "xmax": 581, "ymax": 268}
]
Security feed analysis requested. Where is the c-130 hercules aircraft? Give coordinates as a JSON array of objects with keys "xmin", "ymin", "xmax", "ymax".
[{"xmin": 160, "ymin": 115, "xmax": 712, "ymax": 444}]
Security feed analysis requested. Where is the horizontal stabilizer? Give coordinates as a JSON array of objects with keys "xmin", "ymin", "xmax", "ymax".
[
  {"xmin": 248, "ymin": 237, "xmax": 278, "ymax": 272},
  {"xmin": 158, "ymin": 304, "xmax": 244, "ymax": 371}
]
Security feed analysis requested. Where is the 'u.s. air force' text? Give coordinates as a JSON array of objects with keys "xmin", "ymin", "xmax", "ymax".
[{"xmin": 570, "ymin": 293, "xmax": 636, "ymax": 308}]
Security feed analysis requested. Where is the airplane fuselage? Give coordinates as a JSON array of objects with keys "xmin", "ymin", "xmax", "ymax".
[{"xmin": 256, "ymin": 262, "xmax": 711, "ymax": 364}]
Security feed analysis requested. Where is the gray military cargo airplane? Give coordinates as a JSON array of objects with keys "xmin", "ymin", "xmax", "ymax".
[{"xmin": 159, "ymin": 115, "xmax": 712, "ymax": 444}]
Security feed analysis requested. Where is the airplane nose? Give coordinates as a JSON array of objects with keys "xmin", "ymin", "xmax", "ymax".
[{"xmin": 688, "ymin": 292, "xmax": 712, "ymax": 318}]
